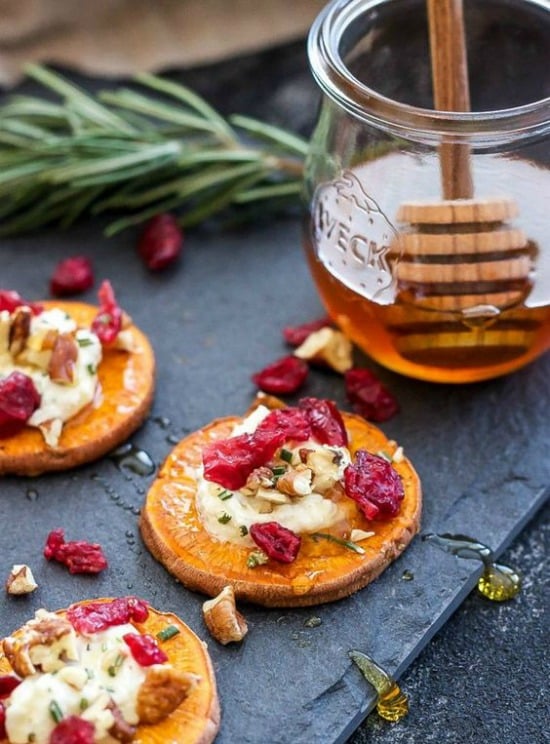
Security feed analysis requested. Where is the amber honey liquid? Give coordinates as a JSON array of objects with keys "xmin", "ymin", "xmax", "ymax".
[{"xmin": 305, "ymin": 155, "xmax": 550, "ymax": 383}]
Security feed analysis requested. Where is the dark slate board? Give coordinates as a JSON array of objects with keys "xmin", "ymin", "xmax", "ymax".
[{"xmin": 1, "ymin": 218, "xmax": 548, "ymax": 744}]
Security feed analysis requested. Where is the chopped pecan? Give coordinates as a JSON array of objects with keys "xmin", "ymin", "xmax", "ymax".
[
  {"xmin": 302, "ymin": 448, "xmax": 345, "ymax": 494},
  {"xmin": 136, "ymin": 665, "xmax": 198, "ymax": 724},
  {"xmin": 0, "ymin": 313, "xmax": 10, "ymax": 353},
  {"xmin": 5, "ymin": 564, "xmax": 38, "ymax": 595},
  {"xmin": 9, "ymin": 307, "xmax": 32, "ymax": 357},
  {"xmin": 48, "ymin": 333, "xmax": 78, "ymax": 384},
  {"xmin": 276, "ymin": 465, "xmax": 313, "ymax": 497},
  {"xmin": 2, "ymin": 610, "xmax": 78, "ymax": 677},
  {"xmin": 294, "ymin": 327, "xmax": 353, "ymax": 374},
  {"xmin": 240, "ymin": 466, "xmax": 275, "ymax": 496},
  {"xmin": 108, "ymin": 700, "xmax": 137, "ymax": 742},
  {"xmin": 202, "ymin": 585, "xmax": 248, "ymax": 645},
  {"xmin": 255, "ymin": 487, "xmax": 291, "ymax": 505}
]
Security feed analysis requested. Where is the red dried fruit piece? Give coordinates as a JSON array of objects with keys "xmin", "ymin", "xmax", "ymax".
[
  {"xmin": 249, "ymin": 521, "xmax": 301, "ymax": 563},
  {"xmin": 251, "ymin": 355, "xmax": 309, "ymax": 395},
  {"xmin": 50, "ymin": 256, "xmax": 94, "ymax": 297},
  {"xmin": 344, "ymin": 368, "xmax": 400, "ymax": 423},
  {"xmin": 123, "ymin": 632, "xmax": 168, "ymax": 666},
  {"xmin": 91, "ymin": 280, "xmax": 123, "ymax": 345},
  {"xmin": 49, "ymin": 715, "xmax": 95, "ymax": 744},
  {"xmin": 0, "ymin": 371, "xmax": 41, "ymax": 439},
  {"xmin": 0, "ymin": 701, "xmax": 6, "ymax": 740},
  {"xmin": 138, "ymin": 213, "xmax": 183, "ymax": 271},
  {"xmin": 0, "ymin": 675, "xmax": 21, "ymax": 698},
  {"xmin": 299, "ymin": 397, "xmax": 348, "ymax": 447},
  {"xmin": 344, "ymin": 449, "xmax": 404, "ymax": 520},
  {"xmin": 282, "ymin": 316, "xmax": 332, "ymax": 347},
  {"xmin": 203, "ymin": 429, "xmax": 286, "ymax": 490},
  {"xmin": 44, "ymin": 528, "xmax": 108, "ymax": 575},
  {"xmin": 0, "ymin": 289, "xmax": 42, "ymax": 315},
  {"xmin": 256, "ymin": 407, "xmax": 312, "ymax": 442},
  {"xmin": 67, "ymin": 596, "xmax": 149, "ymax": 634}
]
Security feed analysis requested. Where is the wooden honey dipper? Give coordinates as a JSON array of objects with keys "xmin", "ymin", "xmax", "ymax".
[{"xmin": 391, "ymin": 0, "xmax": 536, "ymax": 361}]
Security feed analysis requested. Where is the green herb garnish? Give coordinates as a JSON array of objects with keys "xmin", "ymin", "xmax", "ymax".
[
  {"xmin": 79, "ymin": 698, "xmax": 89, "ymax": 711},
  {"xmin": 218, "ymin": 489, "xmax": 233, "ymax": 501},
  {"xmin": 86, "ymin": 363, "xmax": 97, "ymax": 375},
  {"xmin": 280, "ymin": 448, "xmax": 293, "ymax": 464},
  {"xmin": 247, "ymin": 551, "xmax": 269, "ymax": 568},
  {"xmin": 311, "ymin": 532, "xmax": 365, "ymax": 555},
  {"xmin": 108, "ymin": 653, "xmax": 125, "ymax": 677},
  {"xmin": 156, "ymin": 625, "xmax": 180, "ymax": 642},
  {"xmin": 0, "ymin": 65, "xmax": 307, "ymax": 238},
  {"xmin": 217, "ymin": 512, "xmax": 232, "ymax": 524},
  {"xmin": 271, "ymin": 465, "xmax": 286, "ymax": 476},
  {"xmin": 376, "ymin": 450, "xmax": 393, "ymax": 463},
  {"xmin": 239, "ymin": 525, "xmax": 249, "ymax": 537},
  {"xmin": 77, "ymin": 337, "xmax": 94, "ymax": 347},
  {"xmin": 49, "ymin": 699, "xmax": 63, "ymax": 724}
]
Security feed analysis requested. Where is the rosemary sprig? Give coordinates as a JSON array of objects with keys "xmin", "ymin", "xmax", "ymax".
[{"xmin": 0, "ymin": 65, "xmax": 308, "ymax": 237}]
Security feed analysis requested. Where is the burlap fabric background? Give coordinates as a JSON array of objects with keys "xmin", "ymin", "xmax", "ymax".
[{"xmin": 0, "ymin": 0, "xmax": 325, "ymax": 87}]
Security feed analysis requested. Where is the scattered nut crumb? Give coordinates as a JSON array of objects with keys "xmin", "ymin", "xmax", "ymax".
[
  {"xmin": 350, "ymin": 529, "xmax": 375, "ymax": 543},
  {"xmin": 6, "ymin": 564, "xmax": 38, "ymax": 595},
  {"xmin": 202, "ymin": 585, "xmax": 248, "ymax": 645},
  {"xmin": 294, "ymin": 327, "xmax": 353, "ymax": 374}
]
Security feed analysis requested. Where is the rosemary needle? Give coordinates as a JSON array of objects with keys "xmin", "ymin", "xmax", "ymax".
[{"xmin": 0, "ymin": 64, "xmax": 307, "ymax": 237}]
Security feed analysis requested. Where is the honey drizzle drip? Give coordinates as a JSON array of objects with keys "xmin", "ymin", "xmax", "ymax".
[
  {"xmin": 349, "ymin": 650, "xmax": 409, "ymax": 722},
  {"xmin": 422, "ymin": 532, "xmax": 521, "ymax": 601}
]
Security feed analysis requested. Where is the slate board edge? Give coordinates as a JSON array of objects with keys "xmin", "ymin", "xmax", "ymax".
[{"xmin": 333, "ymin": 484, "xmax": 550, "ymax": 744}]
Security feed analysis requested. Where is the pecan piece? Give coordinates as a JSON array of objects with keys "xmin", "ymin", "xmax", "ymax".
[
  {"xmin": 136, "ymin": 665, "xmax": 198, "ymax": 724},
  {"xmin": 276, "ymin": 465, "xmax": 313, "ymax": 497},
  {"xmin": 294, "ymin": 327, "xmax": 353, "ymax": 374},
  {"xmin": 9, "ymin": 307, "xmax": 32, "ymax": 357},
  {"xmin": 202, "ymin": 585, "xmax": 248, "ymax": 645},
  {"xmin": 240, "ymin": 466, "xmax": 275, "ymax": 496},
  {"xmin": 2, "ymin": 610, "xmax": 77, "ymax": 677},
  {"xmin": 48, "ymin": 333, "xmax": 79, "ymax": 384},
  {"xmin": 5, "ymin": 564, "xmax": 38, "ymax": 595}
]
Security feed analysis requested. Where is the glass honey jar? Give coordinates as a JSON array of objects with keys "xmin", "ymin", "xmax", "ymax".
[{"xmin": 304, "ymin": 0, "xmax": 550, "ymax": 383}]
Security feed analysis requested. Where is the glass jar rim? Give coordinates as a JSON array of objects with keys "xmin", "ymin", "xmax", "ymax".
[{"xmin": 307, "ymin": 0, "xmax": 550, "ymax": 144}]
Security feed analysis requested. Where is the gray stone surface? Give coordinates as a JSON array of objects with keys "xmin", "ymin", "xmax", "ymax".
[{"xmin": 0, "ymin": 38, "xmax": 549, "ymax": 744}]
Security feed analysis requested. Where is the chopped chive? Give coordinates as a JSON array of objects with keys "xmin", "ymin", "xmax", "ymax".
[
  {"xmin": 218, "ymin": 489, "xmax": 233, "ymax": 501},
  {"xmin": 271, "ymin": 465, "xmax": 286, "ymax": 476},
  {"xmin": 101, "ymin": 642, "xmax": 108, "ymax": 652},
  {"xmin": 87, "ymin": 363, "xmax": 97, "ymax": 375},
  {"xmin": 217, "ymin": 512, "xmax": 232, "ymax": 524},
  {"xmin": 79, "ymin": 698, "xmax": 89, "ymax": 711},
  {"xmin": 77, "ymin": 337, "xmax": 94, "ymax": 347},
  {"xmin": 311, "ymin": 532, "xmax": 365, "ymax": 555},
  {"xmin": 85, "ymin": 668, "xmax": 95, "ymax": 680},
  {"xmin": 376, "ymin": 450, "xmax": 393, "ymax": 463},
  {"xmin": 239, "ymin": 525, "xmax": 249, "ymax": 537},
  {"xmin": 280, "ymin": 448, "xmax": 293, "ymax": 463},
  {"xmin": 49, "ymin": 699, "xmax": 63, "ymax": 724},
  {"xmin": 108, "ymin": 653, "xmax": 125, "ymax": 677},
  {"xmin": 156, "ymin": 625, "xmax": 180, "ymax": 642},
  {"xmin": 247, "ymin": 551, "xmax": 268, "ymax": 568}
]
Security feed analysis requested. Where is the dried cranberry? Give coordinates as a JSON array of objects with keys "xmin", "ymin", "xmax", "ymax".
[
  {"xmin": 67, "ymin": 596, "xmax": 149, "ymax": 634},
  {"xmin": 344, "ymin": 450, "xmax": 404, "ymax": 520},
  {"xmin": 49, "ymin": 715, "xmax": 95, "ymax": 744},
  {"xmin": 0, "ymin": 371, "xmax": 41, "ymax": 438},
  {"xmin": 282, "ymin": 316, "xmax": 332, "ymax": 347},
  {"xmin": 0, "ymin": 289, "xmax": 42, "ymax": 315},
  {"xmin": 299, "ymin": 397, "xmax": 348, "ymax": 447},
  {"xmin": 123, "ymin": 633, "xmax": 168, "ymax": 666},
  {"xmin": 91, "ymin": 280, "xmax": 122, "ymax": 345},
  {"xmin": 0, "ymin": 675, "xmax": 21, "ymax": 698},
  {"xmin": 249, "ymin": 521, "xmax": 301, "ymax": 563},
  {"xmin": 0, "ymin": 701, "xmax": 6, "ymax": 740},
  {"xmin": 251, "ymin": 355, "xmax": 309, "ymax": 395},
  {"xmin": 50, "ymin": 256, "xmax": 94, "ymax": 297},
  {"xmin": 203, "ymin": 429, "xmax": 286, "ymax": 490},
  {"xmin": 44, "ymin": 528, "xmax": 108, "ymax": 574},
  {"xmin": 256, "ymin": 407, "xmax": 312, "ymax": 442},
  {"xmin": 138, "ymin": 213, "xmax": 183, "ymax": 271},
  {"xmin": 345, "ymin": 368, "xmax": 400, "ymax": 422}
]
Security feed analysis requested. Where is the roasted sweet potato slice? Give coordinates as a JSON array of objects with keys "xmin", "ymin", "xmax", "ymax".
[
  {"xmin": 140, "ymin": 411, "xmax": 422, "ymax": 607},
  {"xmin": 0, "ymin": 600, "xmax": 220, "ymax": 744},
  {"xmin": 0, "ymin": 301, "xmax": 154, "ymax": 476}
]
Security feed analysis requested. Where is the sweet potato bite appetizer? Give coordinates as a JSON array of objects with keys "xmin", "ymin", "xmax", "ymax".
[
  {"xmin": 0, "ymin": 285, "xmax": 154, "ymax": 475},
  {"xmin": 0, "ymin": 597, "xmax": 219, "ymax": 744},
  {"xmin": 140, "ymin": 397, "xmax": 422, "ymax": 607}
]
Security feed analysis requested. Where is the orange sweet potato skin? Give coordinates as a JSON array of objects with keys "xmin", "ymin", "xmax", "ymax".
[
  {"xmin": 140, "ymin": 412, "xmax": 422, "ymax": 607},
  {"xmin": 0, "ymin": 301, "xmax": 155, "ymax": 476},
  {"xmin": 0, "ymin": 601, "xmax": 220, "ymax": 744}
]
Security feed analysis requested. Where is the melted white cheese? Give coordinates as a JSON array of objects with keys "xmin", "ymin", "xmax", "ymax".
[
  {"xmin": 196, "ymin": 406, "xmax": 351, "ymax": 545},
  {"xmin": 5, "ymin": 624, "xmax": 146, "ymax": 744},
  {"xmin": 0, "ymin": 308, "xmax": 102, "ymax": 446}
]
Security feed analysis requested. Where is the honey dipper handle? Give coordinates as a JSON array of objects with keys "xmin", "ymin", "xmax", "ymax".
[{"xmin": 427, "ymin": 0, "xmax": 473, "ymax": 199}]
